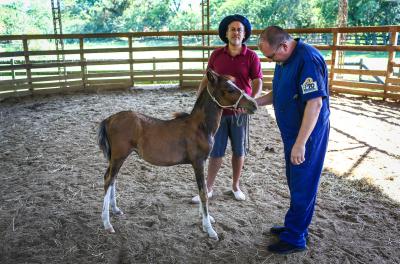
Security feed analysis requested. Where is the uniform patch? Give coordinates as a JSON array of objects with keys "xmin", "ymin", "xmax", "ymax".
[{"xmin": 301, "ymin": 78, "xmax": 318, "ymax": 94}]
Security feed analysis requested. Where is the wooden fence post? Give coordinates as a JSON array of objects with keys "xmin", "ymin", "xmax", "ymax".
[
  {"xmin": 152, "ymin": 57, "xmax": 156, "ymax": 84},
  {"xmin": 129, "ymin": 36, "xmax": 134, "ymax": 88},
  {"xmin": 79, "ymin": 37, "xmax": 86, "ymax": 88},
  {"xmin": 383, "ymin": 27, "xmax": 399, "ymax": 101},
  {"xmin": 22, "ymin": 38, "xmax": 33, "ymax": 92},
  {"xmin": 329, "ymin": 30, "xmax": 339, "ymax": 93},
  {"xmin": 10, "ymin": 59, "xmax": 16, "ymax": 90},
  {"xmin": 178, "ymin": 33, "xmax": 183, "ymax": 88}
]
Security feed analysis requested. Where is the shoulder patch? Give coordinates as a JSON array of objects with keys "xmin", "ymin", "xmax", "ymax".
[{"xmin": 301, "ymin": 77, "xmax": 318, "ymax": 94}]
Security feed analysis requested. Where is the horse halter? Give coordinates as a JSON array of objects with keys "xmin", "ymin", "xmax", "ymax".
[{"xmin": 206, "ymin": 82, "xmax": 246, "ymax": 110}]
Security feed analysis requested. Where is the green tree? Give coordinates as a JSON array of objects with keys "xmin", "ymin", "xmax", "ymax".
[
  {"xmin": 349, "ymin": 0, "xmax": 400, "ymax": 26},
  {"xmin": 209, "ymin": 0, "xmax": 324, "ymax": 30},
  {"xmin": 64, "ymin": 0, "xmax": 130, "ymax": 33},
  {"xmin": 0, "ymin": 0, "xmax": 51, "ymax": 35},
  {"xmin": 169, "ymin": 9, "xmax": 201, "ymax": 31},
  {"xmin": 121, "ymin": 0, "xmax": 176, "ymax": 32},
  {"xmin": 318, "ymin": 0, "xmax": 338, "ymax": 27}
]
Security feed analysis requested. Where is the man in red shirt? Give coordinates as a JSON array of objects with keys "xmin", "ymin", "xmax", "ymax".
[{"xmin": 192, "ymin": 14, "xmax": 263, "ymax": 203}]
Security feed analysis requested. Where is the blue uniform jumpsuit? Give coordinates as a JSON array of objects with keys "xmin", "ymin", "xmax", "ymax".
[{"xmin": 273, "ymin": 39, "xmax": 330, "ymax": 248}]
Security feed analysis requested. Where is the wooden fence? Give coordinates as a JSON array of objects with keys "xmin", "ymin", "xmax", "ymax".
[{"xmin": 0, "ymin": 26, "xmax": 399, "ymax": 100}]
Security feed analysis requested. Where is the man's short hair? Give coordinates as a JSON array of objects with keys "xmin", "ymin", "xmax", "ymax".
[{"xmin": 259, "ymin": 26, "xmax": 292, "ymax": 49}]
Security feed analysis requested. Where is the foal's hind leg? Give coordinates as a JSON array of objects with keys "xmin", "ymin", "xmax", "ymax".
[
  {"xmin": 192, "ymin": 160, "xmax": 218, "ymax": 240},
  {"xmin": 110, "ymin": 181, "xmax": 123, "ymax": 215},
  {"xmin": 102, "ymin": 173, "xmax": 114, "ymax": 233},
  {"xmin": 102, "ymin": 158, "xmax": 125, "ymax": 233}
]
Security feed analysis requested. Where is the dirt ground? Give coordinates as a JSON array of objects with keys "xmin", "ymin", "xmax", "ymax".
[{"xmin": 0, "ymin": 88, "xmax": 399, "ymax": 264}]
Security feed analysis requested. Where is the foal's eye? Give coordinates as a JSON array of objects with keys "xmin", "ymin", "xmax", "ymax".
[{"xmin": 226, "ymin": 86, "xmax": 236, "ymax": 94}]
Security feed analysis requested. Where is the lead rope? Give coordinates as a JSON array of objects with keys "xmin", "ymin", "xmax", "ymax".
[
  {"xmin": 207, "ymin": 85, "xmax": 245, "ymax": 109},
  {"xmin": 246, "ymin": 115, "xmax": 250, "ymax": 154},
  {"xmin": 234, "ymin": 112, "xmax": 250, "ymax": 155},
  {"xmin": 207, "ymin": 84, "xmax": 251, "ymax": 154},
  {"xmin": 245, "ymin": 114, "xmax": 250, "ymax": 155}
]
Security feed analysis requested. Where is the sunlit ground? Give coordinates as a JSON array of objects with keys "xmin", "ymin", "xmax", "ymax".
[
  {"xmin": 325, "ymin": 98, "xmax": 400, "ymax": 202},
  {"xmin": 264, "ymin": 94, "xmax": 400, "ymax": 203},
  {"xmin": 326, "ymin": 96, "xmax": 400, "ymax": 203}
]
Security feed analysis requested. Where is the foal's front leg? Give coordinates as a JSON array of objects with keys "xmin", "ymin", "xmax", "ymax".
[{"xmin": 193, "ymin": 160, "xmax": 218, "ymax": 240}]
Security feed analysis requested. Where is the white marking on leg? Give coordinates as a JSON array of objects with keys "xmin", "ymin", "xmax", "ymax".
[
  {"xmin": 199, "ymin": 201, "xmax": 218, "ymax": 240},
  {"xmin": 102, "ymin": 186, "xmax": 115, "ymax": 233},
  {"xmin": 209, "ymin": 215, "xmax": 215, "ymax": 223},
  {"xmin": 110, "ymin": 182, "xmax": 123, "ymax": 215},
  {"xmin": 202, "ymin": 213, "xmax": 218, "ymax": 240}
]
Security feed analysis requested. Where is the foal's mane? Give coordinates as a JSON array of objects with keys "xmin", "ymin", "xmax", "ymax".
[
  {"xmin": 172, "ymin": 112, "xmax": 190, "ymax": 119},
  {"xmin": 171, "ymin": 73, "xmax": 235, "ymax": 120}
]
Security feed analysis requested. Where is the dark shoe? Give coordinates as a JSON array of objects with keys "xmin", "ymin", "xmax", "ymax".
[
  {"xmin": 270, "ymin": 226, "xmax": 285, "ymax": 235},
  {"xmin": 270, "ymin": 226, "xmax": 310, "ymax": 243},
  {"xmin": 268, "ymin": 240, "xmax": 306, "ymax": 255}
]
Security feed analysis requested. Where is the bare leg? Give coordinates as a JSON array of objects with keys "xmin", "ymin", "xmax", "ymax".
[
  {"xmin": 231, "ymin": 155, "xmax": 244, "ymax": 191},
  {"xmin": 206, "ymin": 157, "xmax": 223, "ymax": 192}
]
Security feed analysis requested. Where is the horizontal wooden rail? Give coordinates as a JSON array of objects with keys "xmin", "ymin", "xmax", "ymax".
[
  {"xmin": 333, "ymin": 68, "xmax": 387, "ymax": 76},
  {"xmin": 387, "ymin": 85, "xmax": 400, "ymax": 92},
  {"xmin": 1, "ymin": 44, "xmax": 398, "ymax": 59},
  {"xmin": 332, "ymin": 80, "xmax": 385, "ymax": 90},
  {"xmin": 387, "ymin": 78, "xmax": 400, "ymax": 85},
  {"xmin": 332, "ymin": 87, "xmax": 385, "ymax": 97}
]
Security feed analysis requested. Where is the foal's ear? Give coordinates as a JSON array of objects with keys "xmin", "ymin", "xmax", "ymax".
[{"xmin": 206, "ymin": 68, "xmax": 219, "ymax": 84}]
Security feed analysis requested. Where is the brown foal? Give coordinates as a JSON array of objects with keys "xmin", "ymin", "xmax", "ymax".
[{"xmin": 98, "ymin": 69, "xmax": 258, "ymax": 239}]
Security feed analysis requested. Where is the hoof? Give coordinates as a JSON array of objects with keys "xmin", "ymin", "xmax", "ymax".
[
  {"xmin": 105, "ymin": 226, "xmax": 115, "ymax": 233},
  {"xmin": 209, "ymin": 231, "xmax": 219, "ymax": 241},
  {"xmin": 209, "ymin": 215, "xmax": 215, "ymax": 223},
  {"xmin": 202, "ymin": 225, "xmax": 218, "ymax": 240},
  {"xmin": 112, "ymin": 209, "xmax": 124, "ymax": 216}
]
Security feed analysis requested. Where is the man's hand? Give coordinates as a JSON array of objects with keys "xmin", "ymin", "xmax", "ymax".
[
  {"xmin": 290, "ymin": 142, "xmax": 305, "ymax": 165},
  {"xmin": 290, "ymin": 97, "xmax": 322, "ymax": 165},
  {"xmin": 255, "ymin": 91, "xmax": 273, "ymax": 106},
  {"xmin": 234, "ymin": 107, "xmax": 247, "ymax": 114}
]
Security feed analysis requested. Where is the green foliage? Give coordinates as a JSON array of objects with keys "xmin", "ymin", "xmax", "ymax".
[
  {"xmin": 0, "ymin": 0, "xmax": 52, "ymax": 35},
  {"xmin": 121, "ymin": 0, "xmax": 173, "ymax": 32},
  {"xmin": 349, "ymin": 0, "xmax": 400, "ymax": 26},
  {"xmin": 169, "ymin": 9, "xmax": 201, "ymax": 31},
  {"xmin": 318, "ymin": 0, "xmax": 338, "ymax": 27},
  {"xmin": 64, "ymin": 0, "xmax": 130, "ymax": 33}
]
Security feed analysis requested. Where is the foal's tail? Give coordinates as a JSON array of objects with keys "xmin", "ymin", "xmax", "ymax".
[{"xmin": 98, "ymin": 119, "xmax": 111, "ymax": 161}]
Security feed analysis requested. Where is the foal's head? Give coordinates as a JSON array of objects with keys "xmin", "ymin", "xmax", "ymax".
[{"xmin": 206, "ymin": 69, "xmax": 258, "ymax": 114}]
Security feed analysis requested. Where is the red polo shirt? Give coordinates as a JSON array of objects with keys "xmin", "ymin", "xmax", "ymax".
[{"xmin": 208, "ymin": 44, "xmax": 262, "ymax": 115}]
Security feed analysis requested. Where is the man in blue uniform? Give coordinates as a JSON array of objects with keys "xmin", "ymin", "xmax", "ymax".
[{"xmin": 255, "ymin": 26, "xmax": 330, "ymax": 254}]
